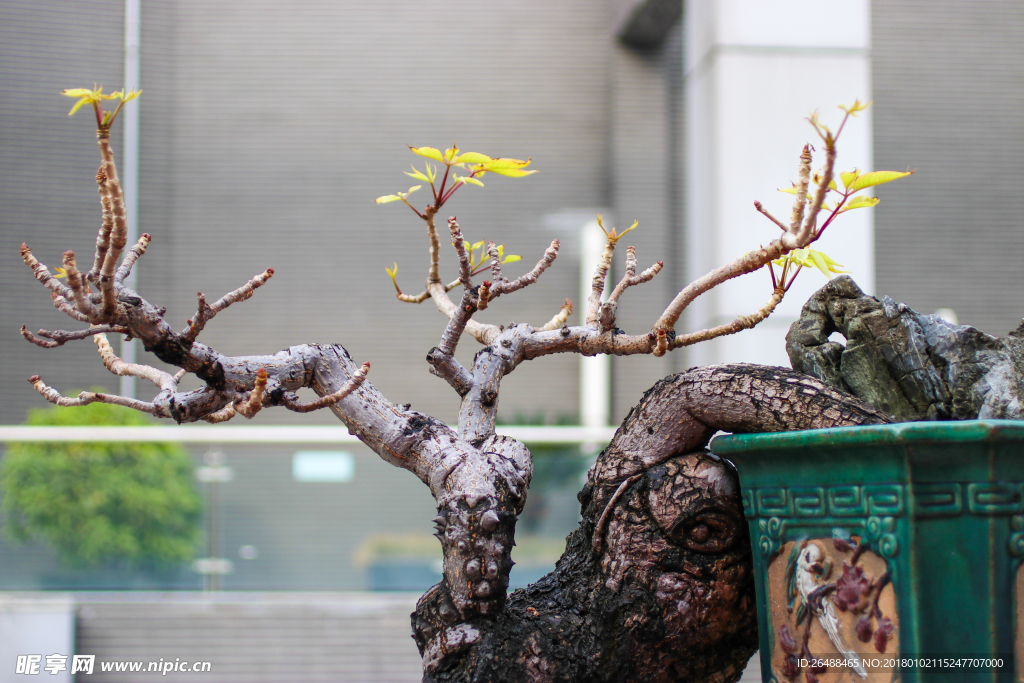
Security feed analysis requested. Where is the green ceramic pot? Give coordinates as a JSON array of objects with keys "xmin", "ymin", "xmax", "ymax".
[{"xmin": 710, "ymin": 420, "xmax": 1024, "ymax": 683}]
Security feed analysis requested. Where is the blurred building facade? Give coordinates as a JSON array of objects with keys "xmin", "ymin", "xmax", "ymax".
[
  {"xmin": 1, "ymin": 0, "xmax": 1023, "ymax": 595},
  {"xmin": 2, "ymin": 2, "xmax": 1022, "ymax": 681},
  {"xmin": 4, "ymin": 0, "xmax": 1024, "ymax": 428}
]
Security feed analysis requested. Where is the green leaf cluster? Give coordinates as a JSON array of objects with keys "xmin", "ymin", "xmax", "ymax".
[
  {"xmin": 772, "ymin": 248, "xmax": 849, "ymax": 280},
  {"xmin": 1, "ymin": 400, "xmax": 202, "ymax": 567}
]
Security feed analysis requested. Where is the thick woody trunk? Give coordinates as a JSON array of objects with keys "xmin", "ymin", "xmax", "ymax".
[{"xmin": 413, "ymin": 364, "xmax": 890, "ymax": 683}]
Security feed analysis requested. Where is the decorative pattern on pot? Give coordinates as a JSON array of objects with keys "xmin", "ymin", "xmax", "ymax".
[
  {"xmin": 713, "ymin": 420, "xmax": 1024, "ymax": 683},
  {"xmin": 769, "ymin": 537, "xmax": 897, "ymax": 682}
]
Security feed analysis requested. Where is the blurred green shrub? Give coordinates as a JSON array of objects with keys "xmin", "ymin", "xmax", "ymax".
[{"xmin": 1, "ymin": 399, "xmax": 202, "ymax": 567}]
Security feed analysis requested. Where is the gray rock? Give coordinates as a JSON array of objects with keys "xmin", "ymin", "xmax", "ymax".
[{"xmin": 787, "ymin": 275, "xmax": 1024, "ymax": 420}]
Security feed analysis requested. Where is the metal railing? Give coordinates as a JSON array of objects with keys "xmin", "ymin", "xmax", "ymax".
[{"xmin": 0, "ymin": 425, "xmax": 617, "ymax": 445}]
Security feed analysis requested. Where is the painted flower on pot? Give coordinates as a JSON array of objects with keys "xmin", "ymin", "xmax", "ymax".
[{"xmin": 773, "ymin": 533, "xmax": 898, "ymax": 682}]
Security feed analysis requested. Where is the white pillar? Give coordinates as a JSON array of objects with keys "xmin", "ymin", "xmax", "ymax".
[
  {"xmin": 580, "ymin": 219, "xmax": 610, "ymax": 431},
  {"xmin": 120, "ymin": 0, "xmax": 141, "ymax": 398},
  {"xmin": 683, "ymin": 0, "xmax": 873, "ymax": 367}
]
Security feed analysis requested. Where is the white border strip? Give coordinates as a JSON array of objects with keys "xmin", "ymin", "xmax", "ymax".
[{"xmin": 0, "ymin": 426, "xmax": 617, "ymax": 445}]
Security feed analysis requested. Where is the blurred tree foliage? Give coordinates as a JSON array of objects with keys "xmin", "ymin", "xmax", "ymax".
[{"xmin": 1, "ymin": 399, "xmax": 202, "ymax": 567}]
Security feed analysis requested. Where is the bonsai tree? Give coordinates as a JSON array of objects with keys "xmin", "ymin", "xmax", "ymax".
[
  {"xmin": 1, "ymin": 401, "xmax": 201, "ymax": 569},
  {"xmin": 18, "ymin": 87, "xmax": 908, "ymax": 682}
]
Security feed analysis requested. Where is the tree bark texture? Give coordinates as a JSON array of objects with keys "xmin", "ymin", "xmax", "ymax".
[
  {"xmin": 413, "ymin": 364, "xmax": 890, "ymax": 683},
  {"xmin": 787, "ymin": 275, "xmax": 1024, "ymax": 420}
]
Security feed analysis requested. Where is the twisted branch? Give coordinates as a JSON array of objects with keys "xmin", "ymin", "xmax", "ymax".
[
  {"xmin": 537, "ymin": 299, "xmax": 573, "ymax": 332},
  {"xmin": 182, "ymin": 269, "xmax": 274, "ymax": 340},
  {"xmin": 20, "ymin": 324, "xmax": 127, "ymax": 349},
  {"xmin": 95, "ymin": 333, "xmax": 178, "ymax": 392},
  {"xmin": 62, "ymin": 251, "xmax": 102, "ymax": 322},
  {"xmin": 281, "ymin": 361, "xmax": 370, "ymax": 413},
  {"xmin": 115, "ymin": 233, "xmax": 151, "ymax": 283},
  {"xmin": 28, "ymin": 375, "xmax": 165, "ymax": 416}
]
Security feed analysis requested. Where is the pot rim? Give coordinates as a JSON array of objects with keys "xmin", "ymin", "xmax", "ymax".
[{"xmin": 709, "ymin": 418, "xmax": 1024, "ymax": 455}]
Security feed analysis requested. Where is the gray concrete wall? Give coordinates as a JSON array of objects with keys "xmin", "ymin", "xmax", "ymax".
[
  {"xmin": 78, "ymin": 593, "xmax": 421, "ymax": 682},
  {"xmin": 872, "ymin": 0, "xmax": 1024, "ymax": 335},
  {"xmin": 1, "ymin": 0, "xmax": 622, "ymax": 427},
  {"xmin": 0, "ymin": 1, "xmax": 127, "ymax": 425}
]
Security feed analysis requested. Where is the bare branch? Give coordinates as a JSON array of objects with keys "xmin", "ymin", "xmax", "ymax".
[
  {"xmin": 115, "ymin": 233, "xmax": 151, "ymax": 283},
  {"xmin": 202, "ymin": 403, "xmax": 238, "ymax": 423},
  {"xmin": 95, "ymin": 132, "xmax": 129, "ymax": 287},
  {"xmin": 425, "ymin": 209, "xmax": 442, "ymax": 285},
  {"xmin": 537, "ymin": 299, "xmax": 573, "ymax": 332},
  {"xmin": 182, "ymin": 292, "xmax": 212, "ymax": 342},
  {"xmin": 652, "ymin": 328, "xmax": 669, "ymax": 357},
  {"xmin": 449, "ymin": 217, "xmax": 473, "ymax": 288},
  {"xmin": 209, "ymin": 268, "xmax": 275, "ymax": 315},
  {"xmin": 21, "ymin": 245, "xmax": 91, "ymax": 322},
  {"xmin": 88, "ymin": 165, "xmax": 114, "ymax": 281},
  {"xmin": 281, "ymin": 362, "xmax": 370, "ymax": 413},
  {"xmin": 234, "ymin": 367, "xmax": 267, "ymax": 418},
  {"xmin": 585, "ymin": 235, "xmax": 617, "ymax": 328},
  {"xmin": 486, "ymin": 241, "xmax": 504, "ymax": 283},
  {"xmin": 476, "ymin": 280, "xmax": 492, "ymax": 311},
  {"xmin": 672, "ymin": 287, "xmax": 785, "ymax": 349},
  {"xmin": 95, "ymin": 333, "xmax": 178, "ymax": 391},
  {"xmin": 753, "ymin": 200, "xmax": 787, "ymax": 231},
  {"xmin": 50, "ymin": 292, "xmax": 90, "ymax": 322},
  {"xmin": 437, "ymin": 294, "xmax": 476, "ymax": 357},
  {"xmin": 62, "ymin": 251, "xmax": 102, "ymax": 322},
  {"xmin": 425, "ymin": 219, "xmax": 501, "ymax": 346},
  {"xmin": 491, "ymin": 240, "xmax": 559, "ymax": 298},
  {"xmin": 786, "ymin": 144, "xmax": 811, "ymax": 236},
  {"xmin": 427, "ymin": 349, "xmax": 475, "ymax": 396},
  {"xmin": 21, "ymin": 326, "xmax": 60, "ymax": 349},
  {"xmin": 653, "ymin": 140, "xmax": 835, "ymax": 335},
  {"xmin": 395, "ymin": 279, "xmax": 460, "ymax": 304},
  {"xmin": 28, "ymin": 375, "xmax": 165, "ymax": 416},
  {"xmin": 21, "ymin": 243, "xmax": 72, "ymax": 299},
  {"xmin": 20, "ymin": 323, "xmax": 127, "ymax": 349},
  {"xmin": 431, "ymin": 217, "xmax": 482, "ymax": 357},
  {"xmin": 800, "ymin": 140, "xmax": 837, "ymax": 242},
  {"xmin": 599, "ymin": 246, "xmax": 663, "ymax": 332}
]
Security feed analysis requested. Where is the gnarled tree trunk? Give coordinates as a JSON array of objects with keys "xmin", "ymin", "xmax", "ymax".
[{"xmin": 413, "ymin": 364, "xmax": 890, "ymax": 683}]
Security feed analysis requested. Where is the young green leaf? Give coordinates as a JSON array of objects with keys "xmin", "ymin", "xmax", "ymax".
[
  {"xmin": 502, "ymin": 255, "xmax": 521, "ymax": 264},
  {"xmin": 480, "ymin": 167, "xmax": 535, "ymax": 178},
  {"xmin": 375, "ymin": 186, "xmax": 420, "ymax": 204},
  {"xmin": 840, "ymin": 169, "xmax": 861, "ymax": 189},
  {"xmin": 474, "ymin": 157, "xmax": 531, "ymax": 171},
  {"xmin": 453, "ymin": 152, "xmax": 492, "ymax": 165},
  {"xmin": 409, "ymin": 146, "xmax": 444, "ymax": 162},
  {"xmin": 772, "ymin": 248, "xmax": 849, "ymax": 278},
  {"xmin": 457, "ymin": 175, "xmax": 485, "ymax": 187},
  {"xmin": 404, "ymin": 165, "xmax": 429, "ymax": 182},
  {"xmin": 839, "ymin": 195, "xmax": 880, "ymax": 212},
  {"xmin": 849, "ymin": 170, "xmax": 914, "ymax": 192},
  {"xmin": 839, "ymin": 99, "xmax": 872, "ymax": 116}
]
